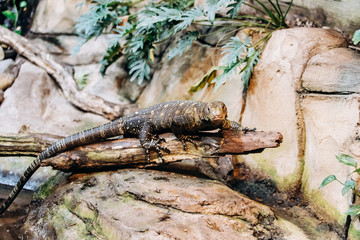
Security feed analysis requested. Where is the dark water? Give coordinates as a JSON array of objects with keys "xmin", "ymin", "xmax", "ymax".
[{"xmin": 0, "ymin": 184, "xmax": 33, "ymax": 240}]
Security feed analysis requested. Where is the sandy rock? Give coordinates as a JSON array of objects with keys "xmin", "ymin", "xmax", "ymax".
[
  {"xmin": 240, "ymin": 28, "xmax": 347, "ymax": 192},
  {"xmin": 0, "ymin": 61, "xmax": 107, "ymax": 187},
  {"xmin": 31, "ymin": 0, "xmax": 89, "ymax": 34},
  {"xmin": 24, "ymin": 170, "xmax": 280, "ymax": 239},
  {"xmin": 31, "ymin": 35, "xmax": 112, "ymax": 66},
  {"xmin": 301, "ymin": 94, "xmax": 359, "ymax": 225},
  {"xmin": 0, "ymin": 59, "xmax": 16, "ymax": 90},
  {"xmin": 75, "ymin": 61, "xmax": 144, "ymax": 105},
  {"xmin": 302, "ymin": 48, "xmax": 360, "ymax": 93}
]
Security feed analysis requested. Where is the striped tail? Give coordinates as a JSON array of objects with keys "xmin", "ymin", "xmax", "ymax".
[{"xmin": 0, "ymin": 119, "xmax": 124, "ymax": 215}]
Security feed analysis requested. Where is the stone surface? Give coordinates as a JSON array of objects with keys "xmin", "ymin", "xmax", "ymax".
[
  {"xmin": 302, "ymin": 48, "xmax": 360, "ymax": 93},
  {"xmin": 240, "ymin": 28, "xmax": 347, "ymax": 192},
  {"xmin": 23, "ymin": 170, "xmax": 280, "ymax": 239},
  {"xmin": 31, "ymin": 35, "xmax": 112, "ymax": 66},
  {"xmin": 0, "ymin": 59, "xmax": 16, "ymax": 90},
  {"xmin": 0, "ymin": 61, "xmax": 107, "ymax": 187},
  {"xmin": 31, "ymin": 0, "xmax": 89, "ymax": 34},
  {"xmin": 288, "ymin": 0, "xmax": 360, "ymax": 33},
  {"xmin": 301, "ymin": 94, "xmax": 359, "ymax": 224}
]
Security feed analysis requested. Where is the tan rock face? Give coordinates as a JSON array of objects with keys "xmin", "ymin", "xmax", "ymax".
[
  {"xmin": 302, "ymin": 48, "xmax": 360, "ymax": 93},
  {"xmin": 24, "ymin": 170, "xmax": 278, "ymax": 239},
  {"xmin": 31, "ymin": 0, "xmax": 89, "ymax": 34},
  {"xmin": 240, "ymin": 28, "xmax": 347, "ymax": 191},
  {"xmin": 301, "ymin": 95, "xmax": 359, "ymax": 223}
]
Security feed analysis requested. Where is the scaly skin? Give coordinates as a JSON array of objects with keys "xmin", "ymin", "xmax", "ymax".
[{"xmin": 0, "ymin": 100, "xmax": 244, "ymax": 214}]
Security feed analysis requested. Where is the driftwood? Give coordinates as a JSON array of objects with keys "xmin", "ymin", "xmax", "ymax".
[
  {"xmin": 0, "ymin": 131, "xmax": 283, "ymax": 172},
  {"xmin": 0, "ymin": 26, "xmax": 138, "ymax": 120}
]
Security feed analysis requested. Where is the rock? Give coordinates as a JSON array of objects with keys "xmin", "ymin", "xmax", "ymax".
[
  {"xmin": 0, "ymin": 46, "xmax": 4, "ymax": 60},
  {"xmin": 301, "ymin": 94, "xmax": 359, "ymax": 226},
  {"xmin": 30, "ymin": 0, "xmax": 89, "ymax": 34},
  {"xmin": 240, "ymin": 28, "xmax": 347, "ymax": 193},
  {"xmin": 31, "ymin": 35, "xmax": 113, "ymax": 66},
  {"xmin": 0, "ymin": 59, "xmax": 16, "ymax": 90},
  {"xmin": 74, "ymin": 61, "xmax": 144, "ymax": 104},
  {"xmin": 0, "ymin": 61, "xmax": 107, "ymax": 187},
  {"xmin": 24, "ymin": 170, "xmax": 280, "ymax": 239},
  {"xmin": 302, "ymin": 48, "xmax": 360, "ymax": 93}
]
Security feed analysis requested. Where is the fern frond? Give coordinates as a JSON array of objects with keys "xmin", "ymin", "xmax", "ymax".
[
  {"xmin": 137, "ymin": 7, "xmax": 182, "ymax": 30},
  {"xmin": 168, "ymin": 31, "xmax": 199, "ymax": 60},
  {"xmin": 204, "ymin": 0, "xmax": 232, "ymax": 23},
  {"xmin": 173, "ymin": 7, "xmax": 204, "ymax": 32},
  {"xmin": 226, "ymin": 0, "xmax": 245, "ymax": 18},
  {"xmin": 240, "ymin": 47, "xmax": 260, "ymax": 93},
  {"xmin": 220, "ymin": 36, "xmax": 251, "ymax": 68}
]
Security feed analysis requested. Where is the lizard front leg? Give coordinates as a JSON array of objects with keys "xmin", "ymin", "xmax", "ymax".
[{"xmin": 139, "ymin": 123, "xmax": 170, "ymax": 163}]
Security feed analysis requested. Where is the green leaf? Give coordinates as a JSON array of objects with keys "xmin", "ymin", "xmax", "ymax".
[
  {"xmin": 319, "ymin": 175, "xmax": 337, "ymax": 189},
  {"xmin": 353, "ymin": 29, "xmax": 360, "ymax": 45},
  {"xmin": 342, "ymin": 179, "xmax": 356, "ymax": 196},
  {"xmin": 336, "ymin": 154, "xmax": 358, "ymax": 168},
  {"xmin": 168, "ymin": 31, "xmax": 199, "ymax": 60},
  {"xmin": 20, "ymin": 1, "xmax": 27, "ymax": 8},
  {"xmin": 173, "ymin": 7, "xmax": 204, "ymax": 33},
  {"xmin": 220, "ymin": 36, "xmax": 251, "ymax": 68},
  {"xmin": 204, "ymin": 0, "xmax": 231, "ymax": 23},
  {"xmin": 212, "ymin": 63, "xmax": 240, "ymax": 92},
  {"xmin": 345, "ymin": 205, "xmax": 360, "ymax": 216},
  {"xmin": 2, "ymin": 10, "xmax": 16, "ymax": 21},
  {"xmin": 128, "ymin": 59, "xmax": 150, "ymax": 84},
  {"xmin": 226, "ymin": 0, "xmax": 244, "ymax": 18},
  {"xmin": 189, "ymin": 66, "xmax": 218, "ymax": 92},
  {"xmin": 137, "ymin": 7, "xmax": 181, "ymax": 30},
  {"xmin": 240, "ymin": 47, "xmax": 260, "ymax": 94}
]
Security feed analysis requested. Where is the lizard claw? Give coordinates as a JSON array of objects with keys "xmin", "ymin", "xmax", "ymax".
[
  {"xmin": 143, "ymin": 138, "xmax": 170, "ymax": 164},
  {"xmin": 243, "ymin": 127, "xmax": 256, "ymax": 133},
  {"xmin": 176, "ymin": 134, "xmax": 199, "ymax": 150}
]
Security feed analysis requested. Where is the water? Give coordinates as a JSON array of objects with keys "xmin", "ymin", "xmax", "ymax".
[{"xmin": 0, "ymin": 184, "xmax": 33, "ymax": 240}]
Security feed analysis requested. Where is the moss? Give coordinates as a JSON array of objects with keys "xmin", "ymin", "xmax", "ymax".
[
  {"xmin": 307, "ymin": 189, "xmax": 347, "ymax": 225},
  {"xmin": 348, "ymin": 222, "xmax": 360, "ymax": 240},
  {"xmin": 49, "ymin": 205, "xmax": 98, "ymax": 240},
  {"xmin": 33, "ymin": 172, "xmax": 67, "ymax": 200},
  {"xmin": 238, "ymin": 151, "xmax": 301, "ymax": 192}
]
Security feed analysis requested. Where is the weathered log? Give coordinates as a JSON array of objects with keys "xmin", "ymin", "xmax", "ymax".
[
  {"xmin": 0, "ymin": 133, "xmax": 61, "ymax": 156},
  {"xmin": 0, "ymin": 26, "xmax": 138, "ymax": 119},
  {"xmin": 39, "ymin": 130, "xmax": 282, "ymax": 171},
  {"xmin": 0, "ymin": 131, "xmax": 282, "ymax": 171}
]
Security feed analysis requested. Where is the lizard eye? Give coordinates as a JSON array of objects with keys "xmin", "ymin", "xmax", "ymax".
[{"xmin": 205, "ymin": 107, "xmax": 211, "ymax": 114}]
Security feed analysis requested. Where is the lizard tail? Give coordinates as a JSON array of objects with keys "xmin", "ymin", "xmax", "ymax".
[
  {"xmin": 0, "ymin": 119, "xmax": 125, "ymax": 215},
  {"xmin": 0, "ymin": 157, "xmax": 41, "ymax": 215}
]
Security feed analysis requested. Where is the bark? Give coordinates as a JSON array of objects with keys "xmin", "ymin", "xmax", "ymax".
[
  {"xmin": 0, "ymin": 26, "xmax": 138, "ymax": 120},
  {"xmin": 0, "ymin": 131, "xmax": 283, "ymax": 172}
]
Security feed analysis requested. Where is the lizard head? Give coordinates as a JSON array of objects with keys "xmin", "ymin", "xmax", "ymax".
[{"xmin": 201, "ymin": 101, "xmax": 228, "ymax": 127}]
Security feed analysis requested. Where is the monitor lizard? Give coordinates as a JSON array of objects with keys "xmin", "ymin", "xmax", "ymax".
[{"xmin": 0, "ymin": 100, "xmax": 246, "ymax": 214}]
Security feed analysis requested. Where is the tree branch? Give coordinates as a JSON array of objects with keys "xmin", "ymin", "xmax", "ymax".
[
  {"xmin": 0, "ymin": 26, "xmax": 138, "ymax": 120},
  {"xmin": 0, "ymin": 131, "xmax": 283, "ymax": 172}
]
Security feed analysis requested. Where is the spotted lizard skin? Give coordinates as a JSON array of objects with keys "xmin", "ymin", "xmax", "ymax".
[{"xmin": 0, "ymin": 100, "xmax": 243, "ymax": 214}]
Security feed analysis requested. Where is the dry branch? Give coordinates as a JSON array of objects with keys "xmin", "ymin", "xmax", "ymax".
[
  {"xmin": 0, "ymin": 26, "xmax": 138, "ymax": 119},
  {"xmin": 0, "ymin": 131, "xmax": 282, "ymax": 172}
]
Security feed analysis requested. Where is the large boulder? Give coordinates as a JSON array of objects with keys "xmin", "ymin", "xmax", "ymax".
[{"xmin": 23, "ymin": 169, "xmax": 287, "ymax": 239}]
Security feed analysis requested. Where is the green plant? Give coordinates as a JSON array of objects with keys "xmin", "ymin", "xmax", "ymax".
[
  {"xmin": 319, "ymin": 154, "xmax": 360, "ymax": 219},
  {"xmin": 2, "ymin": 0, "xmax": 27, "ymax": 34},
  {"xmin": 75, "ymin": 0, "xmax": 292, "ymax": 92},
  {"xmin": 353, "ymin": 29, "xmax": 360, "ymax": 45}
]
